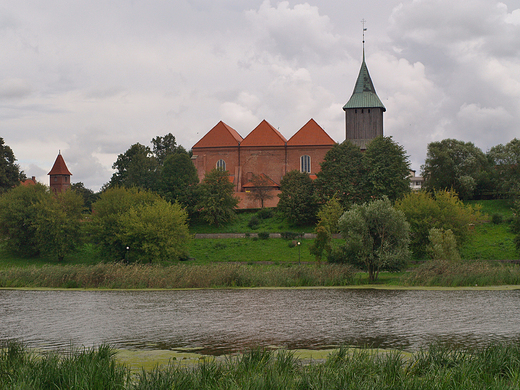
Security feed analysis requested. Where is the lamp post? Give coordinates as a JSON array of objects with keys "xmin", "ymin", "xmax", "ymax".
[{"xmin": 297, "ymin": 241, "xmax": 301, "ymax": 265}]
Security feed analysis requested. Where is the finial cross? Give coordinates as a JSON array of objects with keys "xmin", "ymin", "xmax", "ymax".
[{"xmin": 361, "ymin": 19, "xmax": 367, "ymax": 45}]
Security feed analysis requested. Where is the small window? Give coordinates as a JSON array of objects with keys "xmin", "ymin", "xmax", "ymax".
[
  {"xmin": 216, "ymin": 159, "xmax": 226, "ymax": 171},
  {"xmin": 300, "ymin": 155, "xmax": 311, "ymax": 173}
]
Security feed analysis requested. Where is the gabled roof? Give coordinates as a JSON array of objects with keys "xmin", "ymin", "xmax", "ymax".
[
  {"xmin": 48, "ymin": 153, "xmax": 72, "ymax": 176},
  {"xmin": 241, "ymin": 120, "xmax": 287, "ymax": 147},
  {"xmin": 242, "ymin": 173, "xmax": 279, "ymax": 188},
  {"xmin": 193, "ymin": 121, "xmax": 243, "ymax": 148},
  {"xmin": 343, "ymin": 51, "xmax": 386, "ymax": 111},
  {"xmin": 287, "ymin": 119, "xmax": 336, "ymax": 146}
]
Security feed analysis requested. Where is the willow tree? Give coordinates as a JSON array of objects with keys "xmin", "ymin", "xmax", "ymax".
[{"xmin": 338, "ymin": 197, "xmax": 410, "ymax": 282}]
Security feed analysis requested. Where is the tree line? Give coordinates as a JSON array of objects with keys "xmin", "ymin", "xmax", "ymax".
[{"xmin": 1, "ymin": 135, "xmax": 520, "ymax": 272}]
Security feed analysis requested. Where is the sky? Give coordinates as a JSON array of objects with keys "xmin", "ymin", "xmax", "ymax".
[{"xmin": 2, "ymin": 0, "xmax": 520, "ymax": 191}]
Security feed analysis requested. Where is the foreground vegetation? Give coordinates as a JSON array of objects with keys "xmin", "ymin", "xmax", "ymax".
[
  {"xmin": 4, "ymin": 340, "xmax": 520, "ymax": 389},
  {"xmin": 2, "ymin": 257, "xmax": 520, "ymax": 288}
]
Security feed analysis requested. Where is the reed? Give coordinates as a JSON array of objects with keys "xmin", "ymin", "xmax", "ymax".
[
  {"xmin": 0, "ymin": 263, "xmax": 354, "ymax": 289},
  {"xmin": 4, "ymin": 341, "xmax": 520, "ymax": 389},
  {"xmin": 0, "ymin": 340, "xmax": 129, "ymax": 389},
  {"xmin": 401, "ymin": 259, "xmax": 520, "ymax": 286}
]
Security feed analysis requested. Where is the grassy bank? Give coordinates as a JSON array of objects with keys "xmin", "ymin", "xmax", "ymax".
[
  {"xmin": 401, "ymin": 259, "xmax": 520, "ymax": 287},
  {"xmin": 4, "ymin": 341, "xmax": 520, "ymax": 389},
  {"xmin": 0, "ymin": 262, "xmax": 355, "ymax": 289}
]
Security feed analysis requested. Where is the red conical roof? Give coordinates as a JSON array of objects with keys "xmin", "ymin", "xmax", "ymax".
[{"xmin": 48, "ymin": 153, "xmax": 72, "ymax": 176}]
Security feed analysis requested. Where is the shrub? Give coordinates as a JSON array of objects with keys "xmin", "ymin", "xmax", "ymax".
[
  {"xmin": 256, "ymin": 208, "xmax": 273, "ymax": 219},
  {"xmin": 281, "ymin": 231, "xmax": 299, "ymax": 240},
  {"xmin": 427, "ymin": 228, "xmax": 460, "ymax": 261},
  {"xmin": 258, "ymin": 231, "xmax": 270, "ymax": 240},
  {"xmin": 248, "ymin": 215, "xmax": 260, "ymax": 229},
  {"xmin": 491, "ymin": 213, "xmax": 503, "ymax": 224}
]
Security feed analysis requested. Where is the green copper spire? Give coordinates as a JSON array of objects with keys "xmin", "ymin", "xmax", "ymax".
[{"xmin": 343, "ymin": 48, "xmax": 386, "ymax": 111}]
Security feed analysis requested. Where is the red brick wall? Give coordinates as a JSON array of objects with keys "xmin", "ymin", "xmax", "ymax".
[
  {"xmin": 50, "ymin": 175, "xmax": 71, "ymax": 193},
  {"xmin": 192, "ymin": 143, "xmax": 334, "ymax": 209},
  {"xmin": 286, "ymin": 145, "xmax": 332, "ymax": 174},
  {"xmin": 240, "ymin": 146, "xmax": 287, "ymax": 186}
]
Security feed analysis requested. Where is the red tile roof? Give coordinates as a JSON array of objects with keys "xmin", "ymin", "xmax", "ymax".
[
  {"xmin": 241, "ymin": 120, "xmax": 287, "ymax": 147},
  {"xmin": 242, "ymin": 173, "xmax": 280, "ymax": 188},
  {"xmin": 48, "ymin": 153, "xmax": 72, "ymax": 176},
  {"xmin": 20, "ymin": 176, "xmax": 37, "ymax": 186},
  {"xmin": 287, "ymin": 118, "xmax": 336, "ymax": 146},
  {"xmin": 193, "ymin": 121, "xmax": 243, "ymax": 148}
]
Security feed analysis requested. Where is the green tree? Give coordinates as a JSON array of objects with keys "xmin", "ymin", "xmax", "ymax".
[
  {"xmin": 487, "ymin": 138, "xmax": 520, "ymax": 197},
  {"xmin": 427, "ymin": 228, "xmax": 461, "ymax": 262},
  {"xmin": 395, "ymin": 190, "xmax": 481, "ymax": 258},
  {"xmin": 71, "ymin": 182, "xmax": 99, "ymax": 212},
  {"xmin": 363, "ymin": 136, "xmax": 411, "ymax": 201},
  {"xmin": 33, "ymin": 190, "xmax": 84, "ymax": 261},
  {"xmin": 309, "ymin": 196, "xmax": 344, "ymax": 264},
  {"xmin": 196, "ymin": 168, "xmax": 239, "ymax": 226},
  {"xmin": 90, "ymin": 187, "xmax": 190, "ymax": 262},
  {"xmin": 117, "ymin": 199, "xmax": 191, "ymax": 263},
  {"xmin": 107, "ymin": 143, "xmax": 158, "ymax": 190},
  {"xmin": 158, "ymin": 153, "xmax": 199, "ymax": 214},
  {"xmin": 338, "ymin": 197, "xmax": 411, "ymax": 282},
  {"xmin": 315, "ymin": 141, "xmax": 365, "ymax": 209},
  {"xmin": 421, "ymin": 139, "xmax": 490, "ymax": 200},
  {"xmin": 0, "ymin": 183, "xmax": 48, "ymax": 256},
  {"xmin": 246, "ymin": 174, "xmax": 275, "ymax": 209},
  {"xmin": 277, "ymin": 170, "xmax": 318, "ymax": 226},
  {"xmin": 151, "ymin": 133, "xmax": 187, "ymax": 165},
  {"xmin": 0, "ymin": 137, "xmax": 25, "ymax": 193}
]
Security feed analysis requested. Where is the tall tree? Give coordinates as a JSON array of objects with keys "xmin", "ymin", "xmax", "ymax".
[
  {"xmin": 33, "ymin": 189, "xmax": 84, "ymax": 261},
  {"xmin": 277, "ymin": 170, "xmax": 318, "ymax": 226},
  {"xmin": 338, "ymin": 197, "xmax": 411, "ymax": 282},
  {"xmin": 0, "ymin": 183, "xmax": 48, "ymax": 256},
  {"xmin": 0, "ymin": 137, "xmax": 25, "ymax": 193},
  {"xmin": 196, "ymin": 168, "xmax": 239, "ymax": 226},
  {"xmin": 158, "ymin": 153, "xmax": 199, "ymax": 214},
  {"xmin": 487, "ymin": 138, "xmax": 520, "ymax": 197},
  {"xmin": 315, "ymin": 141, "xmax": 365, "ymax": 209},
  {"xmin": 421, "ymin": 139, "xmax": 490, "ymax": 200},
  {"xmin": 151, "ymin": 133, "xmax": 187, "ymax": 166},
  {"xmin": 108, "ymin": 143, "xmax": 158, "ymax": 190},
  {"xmin": 0, "ymin": 183, "xmax": 84, "ymax": 259},
  {"xmin": 363, "ymin": 136, "xmax": 411, "ymax": 202}
]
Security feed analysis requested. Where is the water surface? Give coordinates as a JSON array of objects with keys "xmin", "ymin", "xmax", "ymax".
[{"xmin": 1, "ymin": 289, "xmax": 518, "ymax": 354}]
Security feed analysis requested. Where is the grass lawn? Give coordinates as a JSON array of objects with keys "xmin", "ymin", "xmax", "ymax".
[
  {"xmin": 189, "ymin": 209, "xmax": 315, "ymax": 234},
  {"xmin": 467, "ymin": 198, "xmax": 515, "ymax": 220},
  {"xmin": 188, "ymin": 237, "xmax": 315, "ymax": 264}
]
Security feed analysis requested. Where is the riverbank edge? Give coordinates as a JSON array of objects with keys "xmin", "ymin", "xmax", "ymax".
[{"xmin": 2, "ymin": 284, "xmax": 520, "ymax": 291}]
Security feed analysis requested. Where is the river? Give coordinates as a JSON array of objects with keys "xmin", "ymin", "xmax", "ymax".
[{"xmin": 1, "ymin": 288, "xmax": 519, "ymax": 354}]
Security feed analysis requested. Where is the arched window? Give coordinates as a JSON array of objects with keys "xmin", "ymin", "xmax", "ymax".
[
  {"xmin": 216, "ymin": 159, "xmax": 226, "ymax": 171},
  {"xmin": 300, "ymin": 155, "xmax": 311, "ymax": 173}
]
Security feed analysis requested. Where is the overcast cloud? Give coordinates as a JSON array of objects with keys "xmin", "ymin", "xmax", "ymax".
[{"xmin": 1, "ymin": 0, "xmax": 519, "ymax": 190}]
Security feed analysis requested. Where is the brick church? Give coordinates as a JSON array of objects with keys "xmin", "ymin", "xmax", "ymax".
[{"xmin": 191, "ymin": 49, "xmax": 385, "ymax": 209}]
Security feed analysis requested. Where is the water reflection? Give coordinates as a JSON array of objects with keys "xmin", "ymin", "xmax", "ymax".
[{"xmin": 0, "ymin": 289, "xmax": 519, "ymax": 354}]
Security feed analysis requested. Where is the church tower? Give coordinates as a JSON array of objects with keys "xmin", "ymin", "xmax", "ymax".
[
  {"xmin": 48, "ymin": 152, "xmax": 72, "ymax": 193},
  {"xmin": 343, "ymin": 31, "xmax": 386, "ymax": 149}
]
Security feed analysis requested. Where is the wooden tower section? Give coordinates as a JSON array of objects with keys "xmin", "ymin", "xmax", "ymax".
[
  {"xmin": 343, "ymin": 49, "xmax": 386, "ymax": 150},
  {"xmin": 48, "ymin": 152, "xmax": 72, "ymax": 193}
]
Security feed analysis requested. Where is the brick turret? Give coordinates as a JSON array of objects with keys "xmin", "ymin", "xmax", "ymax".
[{"xmin": 48, "ymin": 152, "xmax": 72, "ymax": 193}]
